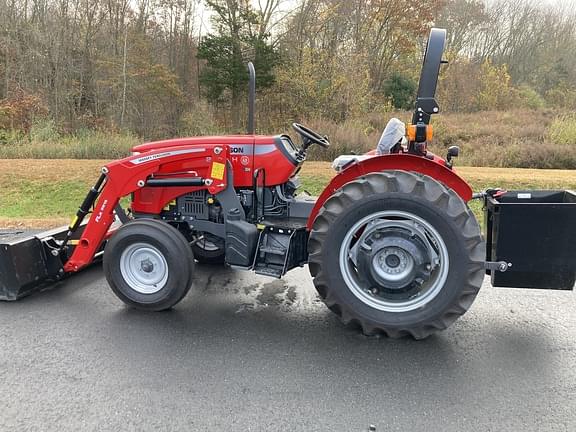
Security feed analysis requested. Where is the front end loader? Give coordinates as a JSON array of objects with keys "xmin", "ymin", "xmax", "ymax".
[{"xmin": 1, "ymin": 28, "xmax": 574, "ymax": 339}]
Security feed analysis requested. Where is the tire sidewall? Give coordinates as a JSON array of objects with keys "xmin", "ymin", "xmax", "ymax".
[
  {"xmin": 104, "ymin": 222, "xmax": 194, "ymax": 310},
  {"xmin": 320, "ymin": 192, "xmax": 475, "ymax": 328},
  {"xmin": 192, "ymin": 244, "xmax": 225, "ymax": 264},
  {"xmin": 192, "ymin": 233, "xmax": 225, "ymax": 264}
]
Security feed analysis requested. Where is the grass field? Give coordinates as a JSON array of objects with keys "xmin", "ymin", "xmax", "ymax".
[{"xmin": 0, "ymin": 159, "xmax": 574, "ymax": 228}]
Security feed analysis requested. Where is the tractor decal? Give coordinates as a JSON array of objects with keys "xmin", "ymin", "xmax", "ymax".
[
  {"xmin": 229, "ymin": 144, "xmax": 276, "ymax": 155},
  {"xmin": 130, "ymin": 148, "xmax": 206, "ymax": 165}
]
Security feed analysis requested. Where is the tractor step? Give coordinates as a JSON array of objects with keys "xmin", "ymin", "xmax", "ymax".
[
  {"xmin": 254, "ymin": 266, "xmax": 284, "ymax": 278},
  {"xmin": 258, "ymin": 246, "xmax": 287, "ymax": 255},
  {"xmin": 253, "ymin": 219, "xmax": 308, "ymax": 278}
]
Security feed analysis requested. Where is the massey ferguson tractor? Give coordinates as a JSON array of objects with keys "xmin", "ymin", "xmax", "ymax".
[{"xmin": 1, "ymin": 29, "xmax": 574, "ymax": 339}]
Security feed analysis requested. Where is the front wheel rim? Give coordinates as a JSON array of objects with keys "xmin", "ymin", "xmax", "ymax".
[
  {"xmin": 119, "ymin": 243, "xmax": 169, "ymax": 294},
  {"xmin": 339, "ymin": 210, "xmax": 449, "ymax": 312}
]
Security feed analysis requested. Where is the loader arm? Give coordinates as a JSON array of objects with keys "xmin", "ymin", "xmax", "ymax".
[{"xmin": 63, "ymin": 145, "xmax": 229, "ymax": 272}]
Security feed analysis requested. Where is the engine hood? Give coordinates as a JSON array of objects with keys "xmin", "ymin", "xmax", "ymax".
[{"xmin": 132, "ymin": 135, "xmax": 276, "ymax": 153}]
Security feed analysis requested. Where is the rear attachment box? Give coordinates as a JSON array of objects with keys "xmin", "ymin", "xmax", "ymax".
[{"xmin": 485, "ymin": 190, "xmax": 576, "ymax": 290}]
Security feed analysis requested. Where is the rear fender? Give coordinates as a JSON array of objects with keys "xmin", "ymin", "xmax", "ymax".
[{"xmin": 306, "ymin": 154, "xmax": 473, "ymax": 230}]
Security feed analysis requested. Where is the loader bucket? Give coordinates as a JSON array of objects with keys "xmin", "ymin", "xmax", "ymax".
[{"xmin": 0, "ymin": 226, "xmax": 70, "ymax": 300}]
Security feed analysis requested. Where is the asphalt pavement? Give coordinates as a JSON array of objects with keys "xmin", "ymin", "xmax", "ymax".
[{"xmin": 0, "ymin": 256, "xmax": 575, "ymax": 431}]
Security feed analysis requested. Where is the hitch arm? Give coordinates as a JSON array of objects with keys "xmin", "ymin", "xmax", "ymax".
[{"xmin": 485, "ymin": 261, "xmax": 512, "ymax": 273}]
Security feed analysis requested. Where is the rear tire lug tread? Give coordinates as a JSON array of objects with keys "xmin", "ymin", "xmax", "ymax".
[{"xmin": 309, "ymin": 170, "xmax": 485, "ymax": 340}]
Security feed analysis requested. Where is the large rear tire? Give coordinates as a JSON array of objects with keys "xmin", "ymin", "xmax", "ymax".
[
  {"xmin": 308, "ymin": 171, "xmax": 485, "ymax": 339},
  {"xmin": 104, "ymin": 219, "xmax": 195, "ymax": 311},
  {"xmin": 192, "ymin": 234, "xmax": 225, "ymax": 265}
]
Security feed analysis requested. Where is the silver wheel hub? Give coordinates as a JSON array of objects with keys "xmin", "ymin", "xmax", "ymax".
[
  {"xmin": 120, "ymin": 243, "xmax": 169, "ymax": 294},
  {"xmin": 340, "ymin": 211, "xmax": 449, "ymax": 312},
  {"xmin": 373, "ymin": 247, "xmax": 414, "ymax": 282}
]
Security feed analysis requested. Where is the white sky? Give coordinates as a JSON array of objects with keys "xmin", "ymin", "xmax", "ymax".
[
  {"xmin": 195, "ymin": 0, "xmax": 297, "ymax": 35},
  {"xmin": 195, "ymin": 0, "xmax": 575, "ymax": 35}
]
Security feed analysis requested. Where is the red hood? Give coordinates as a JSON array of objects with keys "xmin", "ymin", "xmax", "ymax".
[{"xmin": 132, "ymin": 135, "xmax": 277, "ymax": 153}]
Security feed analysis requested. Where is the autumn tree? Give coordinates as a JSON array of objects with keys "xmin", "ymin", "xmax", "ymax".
[
  {"xmin": 197, "ymin": 0, "xmax": 280, "ymax": 130},
  {"xmin": 271, "ymin": 0, "xmax": 442, "ymax": 120},
  {"xmin": 2, "ymin": 0, "xmax": 576, "ymax": 141}
]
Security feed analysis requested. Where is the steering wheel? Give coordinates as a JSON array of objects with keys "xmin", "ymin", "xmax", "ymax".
[{"xmin": 292, "ymin": 123, "xmax": 330, "ymax": 149}]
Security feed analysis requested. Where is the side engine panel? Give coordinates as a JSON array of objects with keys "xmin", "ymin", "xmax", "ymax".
[
  {"xmin": 135, "ymin": 175, "xmax": 313, "ymax": 273},
  {"xmin": 157, "ymin": 180, "xmax": 300, "ymax": 233}
]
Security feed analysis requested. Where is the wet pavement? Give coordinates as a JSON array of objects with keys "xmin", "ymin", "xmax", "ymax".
[{"xmin": 0, "ymin": 260, "xmax": 575, "ymax": 431}]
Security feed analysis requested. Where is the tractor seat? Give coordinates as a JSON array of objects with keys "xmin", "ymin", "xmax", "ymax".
[{"xmin": 332, "ymin": 118, "xmax": 406, "ymax": 172}]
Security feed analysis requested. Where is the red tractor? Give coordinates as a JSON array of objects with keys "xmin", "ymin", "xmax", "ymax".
[{"xmin": 1, "ymin": 29, "xmax": 574, "ymax": 339}]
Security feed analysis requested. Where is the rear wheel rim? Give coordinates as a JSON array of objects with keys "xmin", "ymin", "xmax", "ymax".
[
  {"xmin": 120, "ymin": 243, "xmax": 169, "ymax": 294},
  {"xmin": 339, "ymin": 210, "xmax": 449, "ymax": 312},
  {"xmin": 196, "ymin": 238, "xmax": 220, "ymax": 252}
]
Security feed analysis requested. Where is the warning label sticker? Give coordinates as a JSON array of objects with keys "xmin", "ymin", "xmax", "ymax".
[{"xmin": 210, "ymin": 162, "xmax": 225, "ymax": 180}]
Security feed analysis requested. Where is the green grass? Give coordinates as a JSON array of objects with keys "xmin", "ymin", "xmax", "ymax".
[
  {"xmin": 299, "ymin": 165, "xmax": 576, "ymax": 223},
  {"xmin": 0, "ymin": 160, "xmax": 574, "ymax": 228},
  {"xmin": 1, "ymin": 179, "xmax": 88, "ymax": 218},
  {"xmin": 299, "ymin": 175, "xmax": 484, "ymax": 221},
  {"xmin": 301, "ymin": 175, "xmax": 576, "ymax": 196}
]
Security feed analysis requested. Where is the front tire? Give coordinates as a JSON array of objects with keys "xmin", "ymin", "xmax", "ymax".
[
  {"xmin": 103, "ymin": 219, "xmax": 195, "ymax": 311},
  {"xmin": 308, "ymin": 171, "xmax": 485, "ymax": 339}
]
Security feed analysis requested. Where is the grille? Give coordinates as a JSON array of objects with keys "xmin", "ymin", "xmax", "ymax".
[{"xmin": 178, "ymin": 191, "xmax": 208, "ymax": 219}]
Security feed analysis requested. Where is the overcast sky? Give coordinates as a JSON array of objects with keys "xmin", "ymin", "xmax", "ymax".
[{"xmin": 195, "ymin": 0, "xmax": 576, "ymax": 35}]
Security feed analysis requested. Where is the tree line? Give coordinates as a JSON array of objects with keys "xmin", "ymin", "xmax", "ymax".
[{"xmin": 1, "ymin": 0, "xmax": 575, "ymax": 140}]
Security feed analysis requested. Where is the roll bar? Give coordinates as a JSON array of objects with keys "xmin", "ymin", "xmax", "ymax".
[{"xmin": 412, "ymin": 28, "xmax": 447, "ymax": 126}]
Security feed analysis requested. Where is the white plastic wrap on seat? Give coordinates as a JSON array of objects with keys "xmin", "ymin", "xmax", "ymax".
[
  {"xmin": 377, "ymin": 118, "xmax": 406, "ymax": 155},
  {"xmin": 331, "ymin": 155, "xmax": 372, "ymax": 172},
  {"xmin": 331, "ymin": 117, "xmax": 407, "ymax": 172}
]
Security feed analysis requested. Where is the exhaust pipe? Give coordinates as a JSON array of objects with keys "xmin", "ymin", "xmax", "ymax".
[{"xmin": 247, "ymin": 62, "xmax": 255, "ymax": 134}]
